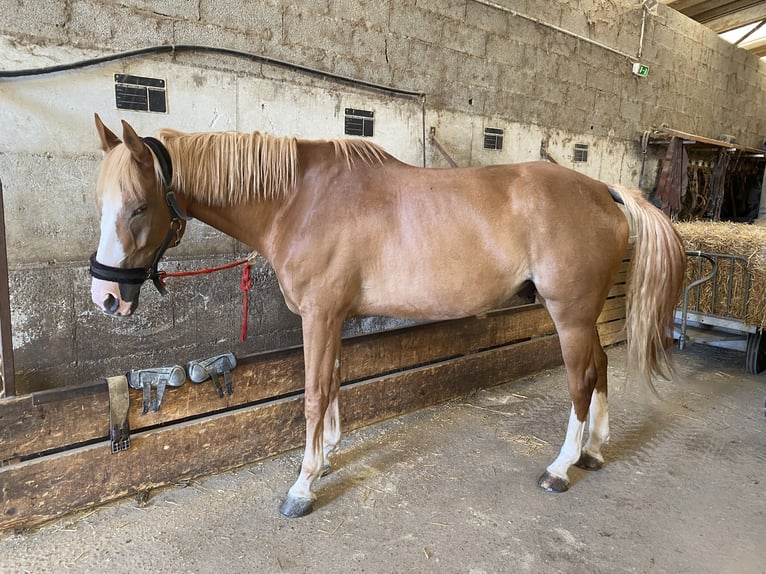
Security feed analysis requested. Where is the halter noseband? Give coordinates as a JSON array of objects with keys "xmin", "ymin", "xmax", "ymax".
[{"xmin": 89, "ymin": 136, "xmax": 191, "ymax": 297}]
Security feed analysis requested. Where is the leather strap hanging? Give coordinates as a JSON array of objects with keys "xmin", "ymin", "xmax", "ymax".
[{"xmin": 656, "ymin": 136, "xmax": 688, "ymax": 217}]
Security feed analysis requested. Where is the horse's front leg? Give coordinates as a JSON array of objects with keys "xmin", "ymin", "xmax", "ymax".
[{"xmin": 280, "ymin": 313, "xmax": 342, "ymax": 518}]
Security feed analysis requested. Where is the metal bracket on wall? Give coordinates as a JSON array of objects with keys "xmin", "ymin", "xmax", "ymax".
[
  {"xmin": 429, "ymin": 127, "xmax": 459, "ymax": 168},
  {"xmin": 539, "ymin": 139, "xmax": 559, "ymax": 164}
]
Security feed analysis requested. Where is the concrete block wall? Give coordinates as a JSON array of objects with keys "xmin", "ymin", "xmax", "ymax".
[{"xmin": 1, "ymin": 0, "xmax": 765, "ymax": 392}]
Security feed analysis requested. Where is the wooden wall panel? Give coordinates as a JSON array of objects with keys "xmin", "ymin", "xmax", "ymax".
[{"xmin": 0, "ymin": 335, "xmax": 563, "ymax": 532}]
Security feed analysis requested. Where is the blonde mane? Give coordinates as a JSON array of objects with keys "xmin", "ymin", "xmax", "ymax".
[{"xmin": 157, "ymin": 129, "xmax": 389, "ymax": 206}]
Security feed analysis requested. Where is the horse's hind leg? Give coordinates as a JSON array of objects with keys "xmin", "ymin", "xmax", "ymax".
[
  {"xmin": 577, "ymin": 336, "xmax": 609, "ymax": 471},
  {"xmin": 538, "ymin": 324, "xmax": 602, "ymax": 493}
]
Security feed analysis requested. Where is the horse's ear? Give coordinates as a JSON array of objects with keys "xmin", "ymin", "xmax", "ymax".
[
  {"xmin": 94, "ymin": 113, "xmax": 121, "ymax": 152},
  {"xmin": 120, "ymin": 120, "xmax": 153, "ymax": 168}
]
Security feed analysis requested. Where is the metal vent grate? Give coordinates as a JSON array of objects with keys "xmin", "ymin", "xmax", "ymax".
[
  {"xmin": 344, "ymin": 108, "xmax": 374, "ymax": 137},
  {"xmin": 573, "ymin": 143, "xmax": 589, "ymax": 162},
  {"xmin": 115, "ymin": 74, "xmax": 167, "ymax": 113},
  {"xmin": 483, "ymin": 127, "xmax": 504, "ymax": 150}
]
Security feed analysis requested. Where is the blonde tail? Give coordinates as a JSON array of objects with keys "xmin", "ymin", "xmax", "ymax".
[{"xmin": 609, "ymin": 185, "xmax": 686, "ymax": 393}]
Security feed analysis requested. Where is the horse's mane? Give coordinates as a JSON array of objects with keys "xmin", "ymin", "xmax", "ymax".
[{"xmin": 157, "ymin": 129, "xmax": 389, "ymax": 206}]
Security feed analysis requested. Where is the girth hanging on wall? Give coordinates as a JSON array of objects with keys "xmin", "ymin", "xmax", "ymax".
[
  {"xmin": 656, "ymin": 136, "xmax": 688, "ymax": 217},
  {"xmin": 705, "ymin": 148, "xmax": 732, "ymax": 221}
]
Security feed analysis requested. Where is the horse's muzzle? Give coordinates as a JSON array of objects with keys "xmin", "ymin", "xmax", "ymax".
[
  {"xmin": 100, "ymin": 292, "xmax": 139, "ymax": 316},
  {"xmin": 104, "ymin": 293, "xmax": 120, "ymax": 314}
]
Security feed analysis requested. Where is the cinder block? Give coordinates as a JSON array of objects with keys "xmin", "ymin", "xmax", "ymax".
[
  {"xmin": 441, "ymin": 18, "xmax": 487, "ymax": 58},
  {"xmin": 198, "ymin": 0, "xmax": 284, "ymax": 38},
  {"xmin": 466, "ymin": 1, "xmax": 509, "ymax": 36},
  {"xmin": 9, "ymin": 266, "xmax": 76, "ymax": 371},
  {"xmin": 416, "ymin": 0, "xmax": 466, "ymax": 21},
  {"xmin": 0, "ymin": 153, "xmax": 100, "ymax": 266},
  {"xmin": 330, "ymin": 0, "xmax": 390, "ymax": 29},
  {"xmin": 0, "ymin": 0, "xmax": 67, "ymax": 42},
  {"xmin": 118, "ymin": 0, "xmax": 199, "ymax": 20},
  {"xmin": 389, "ymin": 3, "xmax": 445, "ymax": 44},
  {"xmin": 68, "ymin": 0, "xmax": 174, "ymax": 50}
]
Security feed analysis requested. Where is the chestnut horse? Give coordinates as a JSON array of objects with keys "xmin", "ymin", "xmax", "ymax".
[{"xmin": 89, "ymin": 115, "xmax": 685, "ymax": 518}]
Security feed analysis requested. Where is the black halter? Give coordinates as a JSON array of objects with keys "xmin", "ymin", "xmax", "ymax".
[{"xmin": 89, "ymin": 137, "xmax": 191, "ymax": 297}]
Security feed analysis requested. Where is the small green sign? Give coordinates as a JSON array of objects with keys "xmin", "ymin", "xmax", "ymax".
[{"xmin": 632, "ymin": 63, "xmax": 649, "ymax": 77}]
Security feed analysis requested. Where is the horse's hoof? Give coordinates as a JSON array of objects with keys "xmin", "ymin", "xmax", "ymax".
[
  {"xmin": 576, "ymin": 452, "xmax": 604, "ymax": 471},
  {"xmin": 538, "ymin": 471, "xmax": 569, "ymax": 493},
  {"xmin": 321, "ymin": 463, "xmax": 331, "ymax": 477},
  {"xmin": 279, "ymin": 495, "xmax": 314, "ymax": 518}
]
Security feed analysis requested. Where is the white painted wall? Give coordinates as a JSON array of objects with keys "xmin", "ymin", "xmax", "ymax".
[{"xmin": 0, "ymin": 50, "xmax": 425, "ymax": 266}]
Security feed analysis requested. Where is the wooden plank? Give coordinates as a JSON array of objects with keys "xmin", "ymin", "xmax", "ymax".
[
  {"xmin": 608, "ymin": 283, "xmax": 627, "ymax": 298},
  {"xmin": 598, "ymin": 318, "xmax": 627, "ymax": 344},
  {"xmin": 0, "ymin": 305, "xmax": 556, "ymax": 462},
  {"xmin": 601, "ymin": 296, "xmax": 627, "ymax": 313},
  {"xmin": 0, "ymin": 334, "xmax": 564, "ymax": 533},
  {"xmin": 599, "ymin": 298, "xmax": 627, "ymax": 323},
  {"xmin": 341, "ymin": 304, "xmax": 554, "ymax": 382}
]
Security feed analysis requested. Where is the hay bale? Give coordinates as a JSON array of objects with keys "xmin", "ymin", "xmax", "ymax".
[{"xmin": 675, "ymin": 221, "xmax": 766, "ymax": 329}]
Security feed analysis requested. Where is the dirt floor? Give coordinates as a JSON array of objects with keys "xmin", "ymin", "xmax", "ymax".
[{"xmin": 1, "ymin": 342, "xmax": 764, "ymax": 574}]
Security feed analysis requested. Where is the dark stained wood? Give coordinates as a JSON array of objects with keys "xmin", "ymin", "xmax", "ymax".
[
  {"xmin": 0, "ymin": 179, "xmax": 16, "ymax": 398},
  {"xmin": 0, "ymin": 334, "xmax": 563, "ymax": 532}
]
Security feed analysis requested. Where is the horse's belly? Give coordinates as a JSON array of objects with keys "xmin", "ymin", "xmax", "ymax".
[{"xmin": 358, "ymin": 263, "xmax": 528, "ymax": 320}]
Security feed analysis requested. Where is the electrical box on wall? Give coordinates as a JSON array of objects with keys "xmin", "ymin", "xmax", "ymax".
[{"xmin": 631, "ymin": 63, "xmax": 649, "ymax": 77}]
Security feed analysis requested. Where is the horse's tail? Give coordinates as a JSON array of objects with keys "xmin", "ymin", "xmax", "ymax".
[{"xmin": 608, "ymin": 184, "xmax": 686, "ymax": 393}]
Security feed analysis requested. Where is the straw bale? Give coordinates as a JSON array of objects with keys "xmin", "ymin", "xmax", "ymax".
[{"xmin": 674, "ymin": 222, "xmax": 766, "ymax": 329}]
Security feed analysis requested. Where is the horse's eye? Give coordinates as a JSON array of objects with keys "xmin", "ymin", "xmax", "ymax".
[{"xmin": 131, "ymin": 205, "xmax": 148, "ymax": 218}]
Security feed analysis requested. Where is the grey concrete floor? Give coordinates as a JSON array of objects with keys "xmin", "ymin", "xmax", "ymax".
[{"xmin": 1, "ymin": 343, "xmax": 765, "ymax": 574}]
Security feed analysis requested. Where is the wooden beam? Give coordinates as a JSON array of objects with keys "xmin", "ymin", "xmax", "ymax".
[
  {"xmin": 695, "ymin": 1, "xmax": 766, "ymax": 32},
  {"xmin": 655, "ymin": 127, "xmax": 764, "ymax": 155},
  {"xmin": 0, "ymin": 179, "xmax": 16, "ymax": 398}
]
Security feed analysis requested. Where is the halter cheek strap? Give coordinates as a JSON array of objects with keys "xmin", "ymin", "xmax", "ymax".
[{"xmin": 89, "ymin": 137, "xmax": 192, "ymax": 297}]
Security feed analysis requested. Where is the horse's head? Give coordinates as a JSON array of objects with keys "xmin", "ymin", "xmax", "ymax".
[{"xmin": 90, "ymin": 114, "xmax": 188, "ymax": 316}]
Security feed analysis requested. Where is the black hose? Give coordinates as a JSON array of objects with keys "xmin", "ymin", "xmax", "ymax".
[{"xmin": 0, "ymin": 44, "xmax": 425, "ymax": 100}]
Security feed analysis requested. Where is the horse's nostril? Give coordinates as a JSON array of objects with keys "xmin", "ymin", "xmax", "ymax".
[{"xmin": 104, "ymin": 294, "xmax": 120, "ymax": 314}]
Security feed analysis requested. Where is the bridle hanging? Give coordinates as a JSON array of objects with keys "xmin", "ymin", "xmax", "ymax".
[{"xmin": 89, "ymin": 136, "xmax": 191, "ymax": 296}]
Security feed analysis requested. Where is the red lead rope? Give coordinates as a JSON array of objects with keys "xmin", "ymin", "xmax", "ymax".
[
  {"xmin": 239, "ymin": 264, "xmax": 253, "ymax": 342},
  {"xmin": 158, "ymin": 257, "xmax": 253, "ymax": 342}
]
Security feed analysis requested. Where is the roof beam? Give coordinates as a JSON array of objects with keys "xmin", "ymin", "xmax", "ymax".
[
  {"xmin": 660, "ymin": 0, "xmax": 715, "ymax": 11},
  {"xmin": 706, "ymin": 4, "xmax": 766, "ymax": 32},
  {"xmin": 690, "ymin": 1, "xmax": 766, "ymax": 31}
]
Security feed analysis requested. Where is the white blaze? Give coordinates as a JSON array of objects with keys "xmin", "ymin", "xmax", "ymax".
[{"xmin": 91, "ymin": 191, "xmax": 134, "ymax": 316}]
